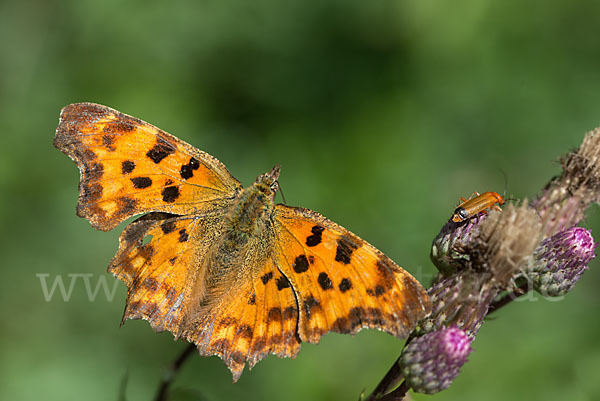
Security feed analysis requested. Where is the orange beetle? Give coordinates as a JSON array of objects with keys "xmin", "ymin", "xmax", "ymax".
[{"xmin": 451, "ymin": 191, "xmax": 505, "ymax": 222}]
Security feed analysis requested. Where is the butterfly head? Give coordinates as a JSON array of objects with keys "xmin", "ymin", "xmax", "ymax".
[{"xmin": 255, "ymin": 165, "xmax": 281, "ymax": 195}]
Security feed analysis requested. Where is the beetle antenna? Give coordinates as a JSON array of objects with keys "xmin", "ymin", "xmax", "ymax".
[
  {"xmin": 496, "ymin": 168, "xmax": 542, "ymax": 221},
  {"xmin": 498, "ymin": 167, "xmax": 508, "ymax": 199}
]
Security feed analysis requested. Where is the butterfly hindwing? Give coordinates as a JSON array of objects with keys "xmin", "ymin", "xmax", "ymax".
[
  {"xmin": 180, "ymin": 245, "xmax": 300, "ymax": 382},
  {"xmin": 273, "ymin": 205, "xmax": 430, "ymax": 344},
  {"xmin": 109, "ymin": 212, "xmax": 225, "ymax": 333},
  {"xmin": 54, "ymin": 103, "xmax": 242, "ymax": 231}
]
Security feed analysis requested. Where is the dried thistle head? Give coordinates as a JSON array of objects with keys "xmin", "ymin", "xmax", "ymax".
[
  {"xmin": 468, "ymin": 201, "xmax": 542, "ymax": 286},
  {"xmin": 562, "ymin": 127, "xmax": 600, "ymax": 195},
  {"xmin": 535, "ymin": 127, "xmax": 600, "ymax": 237}
]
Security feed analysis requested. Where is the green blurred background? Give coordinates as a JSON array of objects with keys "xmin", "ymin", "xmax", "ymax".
[{"xmin": 1, "ymin": 0, "xmax": 599, "ymax": 400}]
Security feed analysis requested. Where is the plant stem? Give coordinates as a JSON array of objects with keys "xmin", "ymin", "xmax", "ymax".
[
  {"xmin": 364, "ymin": 356, "xmax": 402, "ymax": 400},
  {"xmin": 487, "ymin": 280, "xmax": 530, "ymax": 315},
  {"xmin": 154, "ymin": 343, "xmax": 196, "ymax": 401},
  {"xmin": 379, "ymin": 380, "xmax": 410, "ymax": 401}
]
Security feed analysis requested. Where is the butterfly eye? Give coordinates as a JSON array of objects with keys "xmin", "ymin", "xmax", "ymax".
[{"xmin": 270, "ymin": 181, "xmax": 279, "ymax": 192}]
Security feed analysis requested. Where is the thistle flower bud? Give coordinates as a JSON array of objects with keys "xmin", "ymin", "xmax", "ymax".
[
  {"xmin": 530, "ymin": 226, "xmax": 596, "ymax": 296},
  {"xmin": 400, "ymin": 327, "xmax": 472, "ymax": 394},
  {"xmin": 415, "ymin": 271, "xmax": 495, "ymax": 337},
  {"xmin": 431, "ymin": 213, "xmax": 486, "ymax": 276}
]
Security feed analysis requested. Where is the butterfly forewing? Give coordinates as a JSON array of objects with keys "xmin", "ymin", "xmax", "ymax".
[
  {"xmin": 54, "ymin": 103, "xmax": 242, "ymax": 230},
  {"xmin": 273, "ymin": 205, "xmax": 430, "ymax": 343}
]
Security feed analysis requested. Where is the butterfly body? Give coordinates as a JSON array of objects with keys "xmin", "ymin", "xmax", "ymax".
[
  {"xmin": 193, "ymin": 168, "xmax": 280, "ymax": 313},
  {"xmin": 224, "ymin": 166, "xmax": 279, "ymax": 242},
  {"xmin": 54, "ymin": 103, "xmax": 430, "ymax": 381}
]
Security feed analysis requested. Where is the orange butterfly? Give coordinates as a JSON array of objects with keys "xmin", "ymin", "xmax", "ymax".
[{"xmin": 54, "ymin": 103, "xmax": 430, "ymax": 381}]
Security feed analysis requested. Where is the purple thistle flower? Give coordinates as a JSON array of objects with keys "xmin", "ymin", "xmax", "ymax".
[
  {"xmin": 400, "ymin": 327, "xmax": 473, "ymax": 394},
  {"xmin": 530, "ymin": 226, "xmax": 596, "ymax": 296}
]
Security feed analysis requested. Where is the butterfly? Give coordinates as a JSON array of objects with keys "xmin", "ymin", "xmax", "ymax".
[{"xmin": 54, "ymin": 103, "xmax": 431, "ymax": 381}]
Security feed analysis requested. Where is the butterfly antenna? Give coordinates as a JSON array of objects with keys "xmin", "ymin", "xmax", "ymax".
[{"xmin": 278, "ymin": 182, "xmax": 287, "ymax": 205}]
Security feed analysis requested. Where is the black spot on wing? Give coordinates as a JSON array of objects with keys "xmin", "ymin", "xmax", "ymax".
[
  {"xmin": 146, "ymin": 142, "xmax": 174, "ymax": 164},
  {"xmin": 335, "ymin": 235, "xmax": 359, "ymax": 264},
  {"xmin": 367, "ymin": 285, "xmax": 386, "ymax": 297},
  {"xmin": 121, "ymin": 160, "xmax": 135, "ymax": 174},
  {"xmin": 161, "ymin": 220, "xmax": 176, "ymax": 234},
  {"xmin": 338, "ymin": 278, "xmax": 352, "ymax": 292},
  {"xmin": 276, "ymin": 275, "xmax": 291, "ymax": 290},
  {"xmin": 293, "ymin": 255, "xmax": 309, "ymax": 273},
  {"xmin": 178, "ymin": 228, "xmax": 189, "ymax": 242},
  {"xmin": 306, "ymin": 225, "xmax": 324, "ymax": 247},
  {"xmin": 162, "ymin": 186, "xmax": 180, "ymax": 202},
  {"xmin": 131, "ymin": 177, "xmax": 152, "ymax": 189},
  {"xmin": 261, "ymin": 272, "xmax": 273, "ymax": 285},
  {"xmin": 180, "ymin": 157, "xmax": 200, "ymax": 179},
  {"xmin": 317, "ymin": 272, "xmax": 333, "ymax": 290}
]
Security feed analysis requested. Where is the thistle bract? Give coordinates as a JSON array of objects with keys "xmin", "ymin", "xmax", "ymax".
[{"xmin": 400, "ymin": 327, "xmax": 472, "ymax": 394}]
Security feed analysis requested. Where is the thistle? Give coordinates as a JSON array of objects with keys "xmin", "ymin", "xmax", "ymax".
[
  {"xmin": 399, "ymin": 327, "xmax": 472, "ymax": 394},
  {"xmin": 530, "ymin": 226, "xmax": 596, "ymax": 297},
  {"xmin": 366, "ymin": 127, "xmax": 600, "ymax": 401}
]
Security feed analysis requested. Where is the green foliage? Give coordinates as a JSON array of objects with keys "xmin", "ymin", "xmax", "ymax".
[{"xmin": 1, "ymin": 0, "xmax": 599, "ymax": 400}]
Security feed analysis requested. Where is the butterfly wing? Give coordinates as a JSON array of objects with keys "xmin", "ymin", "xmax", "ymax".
[
  {"xmin": 109, "ymin": 212, "xmax": 226, "ymax": 333},
  {"xmin": 54, "ymin": 103, "xmax": 242, "ymax": 231},
  {"xmin": 179, "ymin": 237, "xmax": 301, "ymax": 382},
  {"xmin": 273, "ymin": 205, "xmax": 430, "ymax": 344},
  {"xmin": 113, "ymin": 203, "xmax": 430, "ymax": 381}
]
